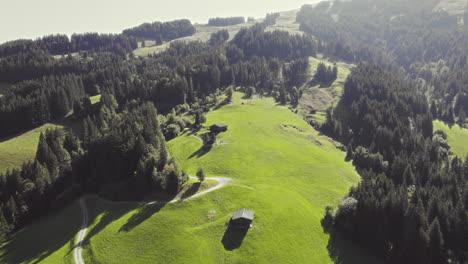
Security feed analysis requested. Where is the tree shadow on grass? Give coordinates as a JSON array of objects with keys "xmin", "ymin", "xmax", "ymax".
[
  {"xmin": 118, "ymin": 200, "xmax": 171, "ymax": 233},
  {"xmin": 68, "ymin": 198, "xmax": 135, "ymax": 255},
  {"xmin": 188, "ymin": 145, "xmax": 213, "ymax": 159},
  {"xmin": 213, "ymin": 99, "xmax": 230, "ymax": 110},
  {"xmin": 0, "ymin": 200, "xmax": 83, "ymax": 264},
  {"xmin": 180, "ymin": 182, "xmax": 201, "ymax": 200},
  {"xmin": 221, "ymin": 221, "xmax": 248, "ymax": 251}
]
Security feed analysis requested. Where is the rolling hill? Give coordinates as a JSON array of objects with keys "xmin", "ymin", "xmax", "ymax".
[{"xmin": 69, "ymin": 92, "xmax": 378, "ymax": 264}]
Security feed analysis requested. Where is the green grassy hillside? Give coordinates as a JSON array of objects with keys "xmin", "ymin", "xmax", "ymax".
[
  {"xmin": 433, "ymin": 120, "xmax": 468, "ymax": 158},
  {"xmin": 0, "ymin": 123, "xmax": 63, "ymax": 173},
  {"xmin": 0, "ymin": 93, "xmax": 378, "ymax": 264},
  {"xmin": 78, "ymin": 93, "xmax": 377, "ymax": 264},
  {"xmin": 0, "ymin": 200, "xmax": 81, "ymax": 264}
]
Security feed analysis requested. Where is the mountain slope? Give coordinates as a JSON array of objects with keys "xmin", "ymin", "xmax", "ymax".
[{"xmin": 76, "ymin": 92, "xmax": 379, "ymax": 264}]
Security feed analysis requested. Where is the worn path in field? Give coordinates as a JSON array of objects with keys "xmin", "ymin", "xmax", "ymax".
[{"xmin": 74, "ymin": 176, "xmax": 232, "ymax": 264}]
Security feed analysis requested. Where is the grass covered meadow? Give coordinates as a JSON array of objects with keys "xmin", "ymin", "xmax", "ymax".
[
  {"xmin": 77, "ymin": 93, "xmax": 376, "ymax": 264},
  {"xmin": 433, "ymin": 120, "xmax": 468, "ymax": 158},
  {"xmin": 0, "ymin": 123, "xmax": 63, "ymax": 173},
  {"xmin": 0, "ymin": 93, "xmax": 377, "ymax": 264}
]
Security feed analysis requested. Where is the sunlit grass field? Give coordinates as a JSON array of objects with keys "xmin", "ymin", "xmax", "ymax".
[
  {"xmin": 0, "ymin": 93, "xmax": 379, "ymax": 264},
  {"xmin": 77, "ymin": 93, "xmax": 376, "ymax": 264},
  {"xmin": 433, "ymin": 120, "xmax": 468, "ymax": 158},
  {"xmin": 0, "ymin": 123, "xmax": 63, "ymax": 173}
]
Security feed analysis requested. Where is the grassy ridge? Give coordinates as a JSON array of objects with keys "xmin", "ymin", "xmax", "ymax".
[
  {"xmin": 79, "ymin": 93, "xmax": 377, "ymax": 263},
  {"xmin": 0, "ymin": 123, "xmax": 63, "ymax": 173},
  {"xmin": 433, "ymin": 120, "xmax": 468, "ymax": 158}
]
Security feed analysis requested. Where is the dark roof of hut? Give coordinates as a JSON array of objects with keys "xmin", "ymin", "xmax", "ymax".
[
  {"xmin": 212, "ymin": 123, "xmax": 227, "ymax": 128},
  {"xmin": 232, "ymin": 209, "xmax": 254, "ymax": 221}
]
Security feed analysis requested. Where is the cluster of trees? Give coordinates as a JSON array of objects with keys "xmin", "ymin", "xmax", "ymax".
[
  {"xmin": 0, "ymin": 34, "xmax": 138, "ymax": 82},
  {"xmin": 0, "ymin": 100, "xmax": 188, "ymax": 239},
  {"xmin": 232, "ymin": 24, "xmax": 317, "ymax": 61},
  {"xmin": 209, "ymin": 29, "xmax": 229, "ymax": 46},
  {"xmin": 323, "ymin": 64, "xmax": 468, "ymax": 263},
  {"xmin": 76, "ymin": 101, "xmax": 187, "ymax": 198},
  {"xmin": 314, "ymin": 62, "xmax": 337, "ymax": 85},
  {"xmin": 0, "ymin": 129, "xmax": 82, "ymax": 240},
  {"xmin": 122, "ymin": 19, "xmax": 196, "ymax": 44},
  {"xmin": 0, "ymin": 74, "xmax": 85, "ymax": 137},
  {"xmin": 0, "ymin": 33, "xmax": 138, "ymax": 57},
  {"xmin": 208, "ymin": 17, "xmax": 245, "ymax": 26}
]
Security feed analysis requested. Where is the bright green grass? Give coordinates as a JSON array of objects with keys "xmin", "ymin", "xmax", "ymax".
[
  {"xmin": 0, "ymin": 200, "xmax": 81, "ymax": 264},
  {"xmin": 0, "ymin": 123, "xmax": 63, "ymax": 173},
  {"xmin": 79, "ymin": 93, "xmax": 379, "ymax": 264},
  {"xmin": 89, "ymin": 94, "xmax": 101, "ymax": 105},
  {"xmin": 433, "ymin": 120, "xmax": 468, "ymax": 158}
]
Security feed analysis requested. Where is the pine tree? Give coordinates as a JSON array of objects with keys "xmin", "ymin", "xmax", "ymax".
[
  {"xmin": 430, "ymin": 101, "xmax": 438, "ymax": 118},
  {"xmin": 196, "ymin": 168, "xmax": 205, "ymax": 182},
  {"xmin": 0, "ymin": 211, "xmax": 11, "ymax": 243},
  {"xmin": 458, "ymin": 109, "xmax": 466, "ymax": 127},
  {"xmin": 428, "ymin": 218, "xmax": 445, "ymax": 264},
  {"xmin": 32, "ymin": 160, "xmax": 51, "ymax": 195},
  {"xmin": 345, "ymin": 144, "xmax": 354, "ymax": 161},
  {"xmin": 35, "ymin": 133, "xmax": 50, "ymax": 165}
]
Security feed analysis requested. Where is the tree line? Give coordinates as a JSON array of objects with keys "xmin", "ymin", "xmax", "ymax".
[
  {"xmin": 322, "ymin": 63, "xmax": 468, "ymax": 264},
  {"xmin": 122, "ymin": 19, "xmax": 196, "ymax": 44},
  {"xmin": 208, "ymin": 17, "xmax": 245, "ymax": 27}
]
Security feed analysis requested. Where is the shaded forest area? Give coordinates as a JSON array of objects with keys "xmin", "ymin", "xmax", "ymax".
[
  {"xmin": 122, "ymin": 19, "xmax": 196, "ymax": 43},
  {"xmin": 296, "ymin": 1, "xmax": 468, "ymax": 263}
]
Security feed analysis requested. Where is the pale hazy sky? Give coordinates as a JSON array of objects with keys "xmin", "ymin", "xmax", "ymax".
[{"xmin": 0, "ymin": 0, "xmax": 317, "ymax": 44}]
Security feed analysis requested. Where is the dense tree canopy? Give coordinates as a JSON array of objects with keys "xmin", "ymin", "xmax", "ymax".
[
  {"xmin": 122, "ymin": 19, "xmax": 196, "ymax": 43},
  {"xmin": 208, "ymin": 17, "xmax": 245, "ymax": 26}
]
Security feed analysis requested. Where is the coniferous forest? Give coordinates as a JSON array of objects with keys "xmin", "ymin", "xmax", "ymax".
[
  {"xmin": 297, "ymin": 1, "xmax": 468, "ymax": 263},
  {"xmin": 0, "ymin": 1, "xmax": 467, "ymax": 263}
]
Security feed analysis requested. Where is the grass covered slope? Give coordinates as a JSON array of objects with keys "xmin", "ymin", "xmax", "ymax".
[
  {"xmin": 0, "ymin": 123, "xmax": 63, "ymax": 173},
  {"xmin": 0, "ymin": 200, "xmax": 81, "ymax": 264},
  {"xmin": 80, "ymin": 93, "xmax": 376, "ymax": 264},
  {"xmin": 433, "ymin": 120, "xmax": 468, "ymax": 158}
]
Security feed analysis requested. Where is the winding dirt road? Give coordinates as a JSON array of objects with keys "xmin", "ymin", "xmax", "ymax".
[{"xmin": 74, "ymin": 176, "xmax": 231, "ymax": 264}]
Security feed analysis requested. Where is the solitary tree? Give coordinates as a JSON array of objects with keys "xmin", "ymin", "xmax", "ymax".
[
  {"xmin": 197, "ymin": 168, "xmax": 205, "ymax": 182},
  {"xmin": 245, "ymin": 86, "xmax": 255, "ymax": 98},
  {"xmin": 458, "ymin": 109, "xmax": 466, "ymax": 126},
  {"xmin": 226, "ymin": 87, "xmax": 234, "ymax": 102},
  {"xmin": 195, "ymin": 111, "xmax": 206, "ymax": 127}
]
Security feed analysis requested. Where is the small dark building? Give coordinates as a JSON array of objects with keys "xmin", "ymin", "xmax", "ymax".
[
  {"xmin": 210, "ymin": 123, "xmax": 228, "ymax": 133},
  {"xmin": 231, "ymin": 209, "xmax": 254, "ymax": 229}
]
